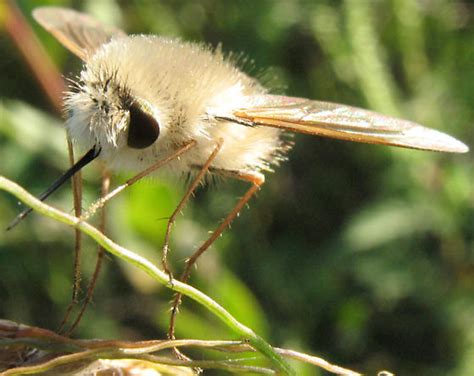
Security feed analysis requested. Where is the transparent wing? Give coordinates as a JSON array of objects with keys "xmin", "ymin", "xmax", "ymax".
[
  {"xmin": 33, "ymin": 7, "xmax": 126, "ymax": 61},
  {"xmin": 232, "ymin": 95, "xmax": 468, "ymax": 153}
]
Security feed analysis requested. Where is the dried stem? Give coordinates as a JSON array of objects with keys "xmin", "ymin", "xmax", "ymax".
[{"xmin": 0, "ymin": 320, "xmax": 361, "ymax": 375}]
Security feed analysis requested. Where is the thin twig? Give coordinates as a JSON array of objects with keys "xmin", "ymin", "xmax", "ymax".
[
  {"xmin": 4, "ymin": 0, "xmax": 64, "ymax": 114},
  {"xmin": 1, "ymin": 319, "xmax": 362, "ymax": 375}
]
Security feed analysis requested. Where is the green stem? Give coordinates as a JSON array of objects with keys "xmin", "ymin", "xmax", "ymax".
[{"xmin": 0, "ymin": 176, "xmax": 293, "ymax": 375}]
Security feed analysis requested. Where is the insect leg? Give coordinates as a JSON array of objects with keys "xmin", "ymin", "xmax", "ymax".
[
  {"xmin": 81, "ymin": 139, "xmax": 197, "ymax": 220},
  {"xmin": 64, "ymin": 169, "xmax": 111, "ymax": 335},
  {"xmin": 161, "ymin": 138, "xmax": 224, "ymax": 278},
  {"xmin": 68, "ymin": 139, "xmax": 84, "ymax": 309},
  {"xmin": 57, "ymin": 139, "xmax": 84, "ymax": 334},
  {"xmin": 168, "ymin": 170, "xmax": 265, "ymax": 340}
]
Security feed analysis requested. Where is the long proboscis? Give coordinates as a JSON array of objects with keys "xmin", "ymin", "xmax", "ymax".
[{"xmin": 6, "ymin": 147, "xmax": 101, "ymax": 231}]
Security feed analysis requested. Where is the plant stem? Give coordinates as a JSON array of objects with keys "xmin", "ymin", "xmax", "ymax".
[{"xmin": 0, "ymin": 176, "xmax": 294, "ymax": 375}]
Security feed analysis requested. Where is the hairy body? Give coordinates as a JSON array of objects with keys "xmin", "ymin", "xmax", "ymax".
[{"xmin": 66, "ymin": 36, "xmax": 285, "ymax": 176}]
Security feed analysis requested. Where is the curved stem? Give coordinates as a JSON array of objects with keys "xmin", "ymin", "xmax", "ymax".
[{"xmin": 0, "ymin": 176, "xmax": 293, "ymax": 375}]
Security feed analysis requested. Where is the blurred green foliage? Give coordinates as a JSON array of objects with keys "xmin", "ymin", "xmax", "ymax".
[{"xmin": 0, "ymin": 0, "xmax": 473, "ymax": 375}]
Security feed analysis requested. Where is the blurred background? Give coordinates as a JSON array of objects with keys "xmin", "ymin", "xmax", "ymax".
[{"xmin": 0, "ymin": 1, "xmax": 473, "ymax": 375}]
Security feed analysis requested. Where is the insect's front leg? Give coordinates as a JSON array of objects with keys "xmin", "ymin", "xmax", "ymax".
[
  {"xmin": 80, "ymin": 140, "xmax": 197, "ymax": 220},
  {"xmin": 161, "ymin": 138, "xmax": 224, "ymax": 281}
]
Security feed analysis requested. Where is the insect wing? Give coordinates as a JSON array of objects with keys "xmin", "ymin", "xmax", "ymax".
[
  {"xmin": 234, "ymin": 95, "xmax": 468, "ymax": 153},
  {"xmin": 33, "ymin": 7, "xmax": 126, "ymax": 61}
]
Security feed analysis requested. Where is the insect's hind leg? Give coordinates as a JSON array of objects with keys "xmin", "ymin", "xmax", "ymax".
[{"xmin": 168, "ymin": 169, "xmax": 265, "ymax": 340}]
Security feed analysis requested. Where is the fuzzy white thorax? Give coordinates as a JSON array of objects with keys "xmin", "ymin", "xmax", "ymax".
[{"xmin": 64, "ymin": 35, "xmax": 287, "ymax": 177}]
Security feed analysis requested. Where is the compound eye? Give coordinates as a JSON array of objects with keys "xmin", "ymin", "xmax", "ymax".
[{"xmin": 127, "ymin": 102, "xmax": 160, "ymax": 149}]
